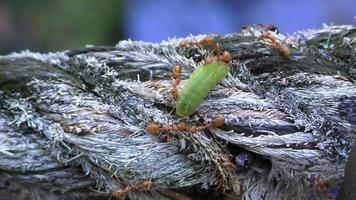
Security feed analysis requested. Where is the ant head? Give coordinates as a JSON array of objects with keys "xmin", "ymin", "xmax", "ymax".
[
  {"xmin": 139, "ymin": 181, "xmax": 152, "ymax": 190},
  {"xmin": 219, "ymin": 51, "xmax": 232, "ymax": 63},
  {"xmin": 146, "ymin": 123, "xmax": 161, "ymax": 135},
  {"xmin": 200, "ymin": 36, "xmax": 216, "ymax": 46},
  {"xmin": 173, "ymin": 65, "xmax": 182, "ymax": 74},
  {"xmin": 212, "ymin": 117, "xmax": 225, "ymax": 127},
  {"xmin": 114, "ymin": 190, "xmax": 126, "ymax": 198}
]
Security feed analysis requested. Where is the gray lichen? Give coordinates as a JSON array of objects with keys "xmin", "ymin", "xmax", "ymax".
[{"xmin": 0, "ymin": 25, "xmax": 355, "ymax": 200}]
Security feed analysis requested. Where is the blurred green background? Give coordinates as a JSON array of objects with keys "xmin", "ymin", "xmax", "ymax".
[
  {"xmin": 0, "ymin": 0, "xmax": 355, "ymax": 54},
  {"xmin": 0, "ymin": 0, "xmax": 124, "ymax": 54}
]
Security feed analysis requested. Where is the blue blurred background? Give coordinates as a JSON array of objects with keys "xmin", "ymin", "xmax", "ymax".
[{"xmin": 0, "ymin": 0, "xmax": 355, "ymax": 54}]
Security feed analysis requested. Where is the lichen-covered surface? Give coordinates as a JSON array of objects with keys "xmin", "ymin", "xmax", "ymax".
[{"xmin": 0, "ymin": 25, "xmax": 355, "ymax": 200}]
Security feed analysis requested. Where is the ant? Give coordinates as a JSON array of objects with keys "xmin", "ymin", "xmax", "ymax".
[
  {"xmin": 178, "ymin": 35, "xmax": 231, "ymax": 64},
  {"xmin": 146, "ymin": 117, "xmax": 225, "ymax": 135},
  {"xmin": 174, "ymin": 38, "xmax": 231, "ymax": 100},
  {"xmin": 113, "ymin": 181, "xmax": 152, "ymax": 198},
  {"xmin": 200, "ymin": 36, "xmax": 217, "ymax": 47},
  {"xmin": 179, "ymin": 36, "xmax": 218, "ymax": 49},
  {"xmin": 170, "ymin": 65, "xmax": 183, "ymax": 99},
  {"xmin": 202, "ymin": 50, "xmax": 232, "ymax": 66},
  {"xmin": 316, "ymin": 177, "xmax": 334, "ymax": 200},
  {"xmin": 151, "ymin": 37, "xmax": 229, "ymax": 135},
  {"xmin": 259, "ymin": 32, "xmax": 290, "ymax": 59}
]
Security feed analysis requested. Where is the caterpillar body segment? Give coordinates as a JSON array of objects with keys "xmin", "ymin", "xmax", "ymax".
[{"xmin": 175, "ymin": 62, "xmax": 229, "ymax": 117}]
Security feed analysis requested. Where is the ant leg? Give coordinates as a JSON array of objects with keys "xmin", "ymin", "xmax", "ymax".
[
  {"xmin": 202, "ymin": 43, "xmax": 220, "ymax": 65},
  {"xmin": 260, "ymin": 32, "xmax": 290, "ymax": 59},
  {"xmin": 113, "ymin": 185, "xmax": 132, "ymax": 198},
  {"xmin": 204, "ymin": 42, "xmax": 232, "ymax": 64},
  {"xmin": 170, "ymin": 65, "xmax": 182, "ymax": 99},
  {"xmin": 215, "ymin": 43, "xmax": 221, "ymax": 61},
  {"xmin": 137, "ymin": 181, "xmax": 152, "ymax": 191},
  {"xmin": 113, "ymin": 181, "xmax": 153, "ymax": 198}
]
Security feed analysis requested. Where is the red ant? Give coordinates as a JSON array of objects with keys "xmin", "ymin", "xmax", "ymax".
[
  {"xmin": 259, "ymin": 32, "xmax": 290, "ymax": 59},
  {"xmin": 113, "ymin": 181, "xmax": 152, "ymax": 198},
  {"xmin": 203, "ymin": 50, "xmax": 231, "ymax": 65},
  {"xmin": 179, "ymin": 36, "xmax": 217, "ymax": 48},
  {"xmin": 146, "ymin": 117, "xmax": 225, "ymax": 135},
  {"xmin": 179, "ymin": 35, "xmax": 231, "ymax": 65},
  {"xmin": 316, "ymin": 177, "xmax": 334, "ymax": 200},
  {"xmin": 200, "ymin": 36, "xmax": 216, "ymax": 47},
  {"xmin": 169, "ymin": 50, "xmax": 230, "ymax": 100},
  {"xmin": 170, "ymin": 65, "xmax": 183, "ymax": 99}
]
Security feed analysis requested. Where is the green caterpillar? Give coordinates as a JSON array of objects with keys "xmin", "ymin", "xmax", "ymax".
[{"xmin": 175, "ymin": 61, "xmax": 230, "ymax": 117}]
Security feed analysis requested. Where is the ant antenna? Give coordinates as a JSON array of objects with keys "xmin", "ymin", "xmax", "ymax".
[{"xmin": 215, "ymin": 43, "xmax": 221, "ymax": 63}]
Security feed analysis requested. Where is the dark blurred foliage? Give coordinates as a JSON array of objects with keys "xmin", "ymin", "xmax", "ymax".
[
  {"xmin": 0, "ymin": 0, "xmax": 355, "ymax": 54},
  {"xmin": 0, "ymin": 0, "xmax": 124, "ymax": 54}
]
